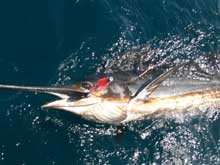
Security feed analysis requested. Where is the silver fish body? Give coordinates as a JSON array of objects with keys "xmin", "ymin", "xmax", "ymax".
[
  {"xmin": 124, "ymin": 88, "xmax": 220, "ymax": 123},
  {"xmin": 145, "ymin": 78, "xmax": 220, "ymax": 98},
  {"xmin": 42, "ymin": 78, "xmax": 220, "ymax": 124},
  {"xmin": 1, "ymin": 64, "xmax": 220, "ymax": 125}
]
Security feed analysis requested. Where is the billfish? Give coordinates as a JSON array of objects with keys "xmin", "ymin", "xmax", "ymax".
[{"xmin": 0, "ymin": 63, "xmax": 220, "ymax": 125}]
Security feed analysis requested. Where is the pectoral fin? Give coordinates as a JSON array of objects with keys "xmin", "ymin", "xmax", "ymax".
[{"xmin": 131, "ymin": 63, "xmax": 186, "ymax": 100}]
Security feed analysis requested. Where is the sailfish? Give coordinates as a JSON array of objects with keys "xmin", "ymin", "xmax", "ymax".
[{"xmin": 0, "ymin": 63, "xmax": 220, "ymax": 125}]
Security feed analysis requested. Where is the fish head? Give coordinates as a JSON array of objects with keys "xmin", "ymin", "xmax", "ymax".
[{"xmin": 41, "ymin": 77, "xmax": 129, "ymax": 124}]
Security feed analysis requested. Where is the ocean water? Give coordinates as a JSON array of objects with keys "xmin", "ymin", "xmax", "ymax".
[{"xmin": 1, "ymin": 0, "xmax": 220, "ymax": 164}]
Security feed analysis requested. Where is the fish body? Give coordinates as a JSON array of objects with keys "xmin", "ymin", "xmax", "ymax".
[
  {"xmin": 41, "ymin": 76, "xmax": 220, "ymax": 124},
  {"xmin": 51, "ymin": 87, "xmax": 220, "ymax": 125},
  {"xmin": 124, "ymin": 88, "xmax": 220, "ymax": 123},
  {"xmin": 1, "ymin": 63, "xmax": 220, "ymax": 125}
]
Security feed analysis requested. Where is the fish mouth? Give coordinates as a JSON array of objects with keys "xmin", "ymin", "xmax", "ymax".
[{"xmin": 0, "ymin": 81, "xmax": 98, "ymax": 115}]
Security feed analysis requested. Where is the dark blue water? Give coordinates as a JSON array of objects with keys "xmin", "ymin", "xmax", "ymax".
[{"xmin": 1, "ymin": 0, "xmax": 220, "ymax": 164}]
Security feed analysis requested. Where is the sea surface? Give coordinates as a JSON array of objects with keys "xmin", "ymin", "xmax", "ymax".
[{"xmin": 1, "ymin": 0, "xmax": 220, "ymax": 164}]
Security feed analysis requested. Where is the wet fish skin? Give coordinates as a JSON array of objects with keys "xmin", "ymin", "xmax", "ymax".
[
  {"xmin": 122, "ymin": 89, "xmax": 220, "ymax": 123},
  {"xmin": 50, "ymin": 88, "xmax": 220, "ymax": 124}
]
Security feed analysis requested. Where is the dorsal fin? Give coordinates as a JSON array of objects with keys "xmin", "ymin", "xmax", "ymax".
[
  {"xmin": 130, "ymin": 63, "xmax": 186, "ymax": 101},
  {"xmin": 127, "ymin": 56, "xmax": 170, "ymax": 84}
]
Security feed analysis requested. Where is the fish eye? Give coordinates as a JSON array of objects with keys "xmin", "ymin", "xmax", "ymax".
[
  {"xmin": 81, "ymin": 81, "xmax": 93, "ymax": 90},
  {"xmin": 109, "ymin": 76, "xmax": 114, "ymax": 82}
]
